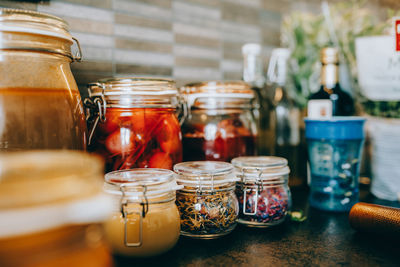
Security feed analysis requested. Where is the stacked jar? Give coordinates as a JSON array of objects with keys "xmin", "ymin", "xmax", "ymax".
[
  {"xmin": 0, "ymin": 8, "xmax": 86, "ymax": 150},
  {"xmin": 232, "ymin": 156, "xmax": 292, "ymax": 227},
  {"xmin": 174, "ymin": 161, "xmax": 239, "ymax": 239},
  {"xmin": 0, "ymin": 151, "xmax": 113, "ymax": 267},
  {"xmin": 181, "ymin": 81, "xmax": 257, "ymax": 162},
  {"xmin": 103, "ymin": 169, "xmax": 182, "ymax": 257},
  {"xmin": 85, "ymin": 78, "xmax": 184, "ymax": 172}
]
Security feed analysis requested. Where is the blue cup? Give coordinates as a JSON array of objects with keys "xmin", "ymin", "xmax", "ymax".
[{"xmin": 305, "ymin": 117, "xmax": 366, "ymax": 212}]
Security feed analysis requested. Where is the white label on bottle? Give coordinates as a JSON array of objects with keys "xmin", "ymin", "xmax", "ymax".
[
  {"xmin": 307, "ymin": 100, "xmax": 332, "ymax": 119},
  {"xmin": 356, "ymin": 35, "xmax": 400, "ymax": 100}
]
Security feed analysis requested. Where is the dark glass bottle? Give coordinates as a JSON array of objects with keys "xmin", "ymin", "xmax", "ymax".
[{"xmin": 308, "ymin": 47, "xmax": 354, "ymax": 117}]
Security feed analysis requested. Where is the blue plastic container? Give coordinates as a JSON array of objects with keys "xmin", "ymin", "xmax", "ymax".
[{"xmin": 305, "ymin": 117, "xmax": 366, "ymax": 212}]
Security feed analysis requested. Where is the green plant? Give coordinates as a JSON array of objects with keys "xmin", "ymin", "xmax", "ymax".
[{"xmin": 282, "ymin": 0, "xmax": 400, "ymax": 117}]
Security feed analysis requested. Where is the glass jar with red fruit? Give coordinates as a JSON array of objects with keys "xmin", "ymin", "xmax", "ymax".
[
  {"xmin": 85, "ymin": 78, "xmax": 184, "ymax": 172},
  {"xmin": 181, "ymin": 81, "xmax": 257, "ymax": 162}
]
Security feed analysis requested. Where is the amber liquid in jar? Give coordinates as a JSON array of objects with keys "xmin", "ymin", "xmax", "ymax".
[
  {"xmin": 0, "ymin": 88, "xmax": 86, "ymax": 150},
  {"xmin": 104, "ymin": 202, "xmax": 180, "ymax": 257},
  {"xmin": 0, "ymin": 225, "xmax": 113, "ymax": 267},
  {"xmin": 89, "ymin": 107, "xmax": 182, "ymax": 172}
]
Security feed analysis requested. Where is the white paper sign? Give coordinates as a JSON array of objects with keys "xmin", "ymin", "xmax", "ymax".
[
  {"xmin": 355, "ymin": 35, "xmax": 400, "ymax": 101},
  {"xmin": 307, "ymin": 100, "xmax": 332, "ymax": 119}
]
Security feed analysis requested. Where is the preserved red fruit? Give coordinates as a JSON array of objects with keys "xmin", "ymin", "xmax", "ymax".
[
  {"xmin": 89, "ymin": 108, "xmax": 182, "ymax": 172},
  {"xmin": 182, "ymin": 117, "xmax": 256, "ymax": 162},
  {"xmin": 180, "ymin": 81, "xmax": 257, "ymax": 163}
]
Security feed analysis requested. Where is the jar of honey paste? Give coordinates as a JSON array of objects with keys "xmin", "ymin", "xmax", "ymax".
[
  {"xmin": 232, "ymin": 156, "xmax": 292, "ymax": 227},
  {"xmin": 103, "ymin": 169, "xmax": 182, "ymax": 257},
  {"xmin": 0, "ymin": 151, "xmax": 113, "ymax": 267},
  {"xmin": 86, "ymin": 78, "xmax": 185, "ymax": 172},
  {"xmin": 174, "ymin": 161, "xmax": 239, "ymax": 239},
  {"xmin": 0, "ymin": 8, "xmax": 86, "ymax": 150},
  {"xmin": 181, "ymin": 81, "xmax": 257, "ymax": 162}
]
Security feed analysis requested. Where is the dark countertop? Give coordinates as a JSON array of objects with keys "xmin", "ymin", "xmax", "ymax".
[{"xmin": 115, "ymin": 186, "xmax": 400, "ymax": 267}]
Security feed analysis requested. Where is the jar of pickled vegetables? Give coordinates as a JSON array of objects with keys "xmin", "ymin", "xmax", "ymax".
[
  {"xmin": 174, "ymin": 161, "xmax": 239, "ymax": 239},
  {"xmin": 0, "ymin": 151, "xmax": 113, "ymax": 267},
  {"xmin": 0, "ymin": 8, "xmax": 86, "ymax": 150},
  {"xmin": 86, "ymin": 78, "xmax": 184, "ymax": 172},
  {"xmin": 103, "ymin": 169, "xmax": 182, "ymax": 257},
  {"xmin": 232, "ymin": 156, "xmax": 291, "ymax": 227},
  {"xmin": 181, "ymin": 81, "xmax": 257, "ymax": 162}
]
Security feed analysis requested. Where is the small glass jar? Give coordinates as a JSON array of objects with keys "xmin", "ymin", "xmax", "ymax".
[
  {"xmin": 0, "ymin": 8, "xmax": 86, "ymax": 150},
  {"xmin": 103, "ymin": 169, "xmax": 181, "ymax": 257},
  {"xmin": 174, "ymin": 161, "xmax": 239, "ymax": 239},
  {"xmin": 0, "ymin": 151, "xmax": 113, "ymax": 267},
  {"xmin": 232, "ymin": 156, "xmax": 291, "ymax": 227},
  {"xmin": 181, "ymin": 81, "xmax": 257, "ymax": 162},
  {"xmin": 86, "ymin": 78, "xmax": 185, "ymax": 172}
]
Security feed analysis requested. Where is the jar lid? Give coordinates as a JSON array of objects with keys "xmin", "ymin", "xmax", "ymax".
[
  {"xmin": 174, "ymin": 161, "xmax": 238, "ymax": 189},
  {"xmin": 0, "ymin": 151, "xmax": 112, "ymax": 239},
  {"xmin": 231, "ymin": 156, "xmax": 290, "ymax": 182},
  {"xmin": 0, "ymin": 8, "xmax": 72, "ymax": 41},
  {"xmin": 104, "ymin": 168, "xmax": 182, "ymax": 199},
  {"xmin": 181, "ymin": 81, "xmax": 255, "ymax": 109},
  {"xmin": 89, "ymin": 77, "xmax": 178, "ymax": 97},
  {"xmin": 242, "ymin": 43, "xmax": 261, "ymax": 55},
  {"xmin": 88, "ymin": 77, "xmax": 180, "ymax": 109}
]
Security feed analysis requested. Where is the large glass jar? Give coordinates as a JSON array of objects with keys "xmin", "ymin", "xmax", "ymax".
[
  {"xmin": 174, "ymin": 161, "xmax": 239, "ymax": 239},
  {"xmin": 86, "ymin": 78, "xmax": 184, "ymax": 172},
  {"xmin": 0, "ymin": 8, "xmax": 86, "ymax": 150},
  {"xmin": 0, "ymin": 151, "xmax": 113, "ymax": 267},
  {"xmin": 232, "ymin": 156, "xmax": 291, "ymax": 227},
  {"xmin": 181, "ymin": 81, "xmax": 257, "ymax": 162},
  {"xmin": 103, "ymin": 169, "xmax": 181, "ymax": 257}
]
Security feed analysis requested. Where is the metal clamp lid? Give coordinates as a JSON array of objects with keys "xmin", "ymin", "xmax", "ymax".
[
  {"xmin": 84, "ymin": 82, "xmax": 106, "ymax": 145},
  {"xmin": 241, "ymin": 168, "xmax": 263, "ymax": 216},
  {"xmin": 120, "ymin": 184, "xmax": 148, "ymax": 247}
]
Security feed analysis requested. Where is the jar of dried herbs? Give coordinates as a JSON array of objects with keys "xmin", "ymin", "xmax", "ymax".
[
  {"xmin": 174, "ymin": 161, "xmax": 239, "ymax": 239},
  {"xmin": 232, "ymin": 156, "xmax": 291, "ymax": 227}
]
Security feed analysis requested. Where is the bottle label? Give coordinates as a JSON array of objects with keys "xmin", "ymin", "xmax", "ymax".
[
  {"xmin": 395, "ymin": 18, "xmax": 400, "ymax": 52},
  {"xmin": 356, "ymin": 36, "xmax": 400, "ymax": 100},
  {"xmin": 307, "ymin": 100, "xmax": 332, "ymax": 119}
]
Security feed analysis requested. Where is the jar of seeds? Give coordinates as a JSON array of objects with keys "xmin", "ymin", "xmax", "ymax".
[
  {"xmin": 174, "ymin": 161, "xmax": 239, "ymax": 239},
  {"xmin": 232, "ymin": 156, "xmax": 291, "ymax": 227}
]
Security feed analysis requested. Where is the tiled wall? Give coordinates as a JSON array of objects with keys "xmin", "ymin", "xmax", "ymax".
[{"xmin": 0, "ymin": 0, "xmax": 397, "ymax": 96}]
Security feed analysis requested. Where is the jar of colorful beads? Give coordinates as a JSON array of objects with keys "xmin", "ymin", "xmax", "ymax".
[
  {"xmin": 174, "ymin": 161, "xmax": 239, "ymax": 239},
  {"xmin": 232, "ymin": 156, "xmax": 291, "ymax": 227}
]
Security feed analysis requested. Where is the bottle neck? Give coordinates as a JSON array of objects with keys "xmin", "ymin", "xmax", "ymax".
[
  {"xmin": 321, "ymin": 63, "xmax": 339, "ymax": 90},
  {"xmin": 243, "ymin": 53, "xmax": 265, "ymax": 88},
  {"xmin": 271, "ymin": 60, "xmax": 287, "ymax": 87}
]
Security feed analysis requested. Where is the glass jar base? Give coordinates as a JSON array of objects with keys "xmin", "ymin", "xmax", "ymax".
[
  {"xmin": 237, "ymin": 219, "xmax": 284, "ymax": 228},
  {"xmin": 180, "ymin": 224, "xmax": 236, "ymax": 239}
]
